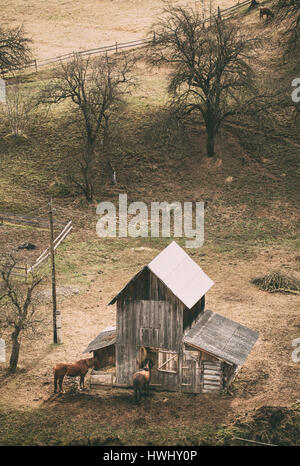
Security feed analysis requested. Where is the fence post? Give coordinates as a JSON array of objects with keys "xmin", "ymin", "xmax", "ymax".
[
  {"xmin": 35, "ymin": 59, "xmax": 38, "ymax": 72},
  {"xmin": 0, "ymin": 338, "xmax": 5, "ymax": 363},
  {"xmin": 202, "ymin": 0, "xmax": 205, "ymax": 26},
  {"xmin": 115, "ymin": 41, "xmax": 118, "ymax": 53},
  {"xmin": 56, "ymin": 309, "xmax": 62, "ymax": 344}
]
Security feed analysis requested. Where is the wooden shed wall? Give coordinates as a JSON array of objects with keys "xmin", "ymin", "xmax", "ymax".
[
  {"xmin": 117, "ymin": 267, "xmax": 182, "ymax": 302},
  {"xmin": 183, "ymin": 296, "xmax": 205, "ymax": 330},
  {"xmin": 114, "ymin": 267, "xmax": 207, "ymax": 390},
  {"xmin": 116, "ymin": 267, "xmax": 205, "ymax": 321},
  {"xmin": 116, "ymin": 298, "xmax": 184, "ymax": 387}
]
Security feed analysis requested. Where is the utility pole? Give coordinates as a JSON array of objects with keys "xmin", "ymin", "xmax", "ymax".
[
  {"xmin": 48, "ymin": 198, "xmax": 61, "ymax": 344},
  {"xmin": 202, "ymin": 0, "xmax": 206, "ymax": 27}
]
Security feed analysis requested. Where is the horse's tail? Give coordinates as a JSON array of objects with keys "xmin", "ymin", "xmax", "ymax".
[
  {"xmin": 133, "ymin": 381, "xmax": 141, "ymax": 403},
  {"xmin": 53, "ymin": 368, "xmax": 58, "ymax": 393},
  {"xmin": 134, "ymin": 386, "xmax": 139, "ymax": 403},
  {"xmin": 133, "ymin": 374, "xmax": 142, "ymax": 403}
]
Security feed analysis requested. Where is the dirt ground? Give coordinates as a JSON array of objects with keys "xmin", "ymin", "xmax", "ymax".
[
  {"xmin": 0, "ymin": 236, "xmax": 299, "ymax": 431},
  {"xmin": 2, "ymin": 0, "xmax": 238, "ymax": 61},
  {"xmin": 0, "ymin": 0, "xmax": 299, "ymax": 446}
]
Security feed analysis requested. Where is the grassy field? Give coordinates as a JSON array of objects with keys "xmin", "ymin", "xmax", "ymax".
[
  {"xmin": 0, "ymin": 400, "xmax": 299, "ymax": 446},
  {"xmin": 1, "ymin": 0, "xmax": 239, "ymax": 60},
  {"xmin": 0, "ymin": 0, "xmax": 299, "ymax": 446}
]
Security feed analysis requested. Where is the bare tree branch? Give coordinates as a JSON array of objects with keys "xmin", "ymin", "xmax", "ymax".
[
  {"xmin": 0, "ymin": 255, "xmax": 43, "ymax": 372},
  {"xmin": 0, "ymin": 25, "xmax": 32, "ymax": 75},
  {"xmin": 274, "ymin": 0, "xmax": 300, "ymax": 53},
  {"xmin": 40, "ymin": 53, "xmax": 135, "ymax": 200},
  {"xmin": 148, "ymin": 6, "xmax": 261, "ymax": 157}
]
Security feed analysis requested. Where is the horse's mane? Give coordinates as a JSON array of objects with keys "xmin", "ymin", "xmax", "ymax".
[{"xmin": 141, "ymin": 358, "xmax": 153, "ymax": 369}]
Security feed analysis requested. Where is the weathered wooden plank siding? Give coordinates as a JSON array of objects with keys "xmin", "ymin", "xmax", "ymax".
[
  {"xmin": 202, "ymin": 361, "xmax": 222, "ymax": 393},
  {"xmin": 158, "ymin": 370, "xmax": 179, "ymax": 391},
  {"xmin": 115, "ymin": 268, "xmax": 207, "ymax": 390},
  {"xmin": 183, "ymin": 296, "xmax": 205, "ymax": 330},
  {"xmin": 149, "ymin": 270, "xmax": 166, "ymax": 300},
  {"xmin": 118, "ymin": 300, "xmax": 183, "ymax": 348},
  {"xmin": 116, "ymin": 297, "xmax": 184, "ymax": 387},
  {"xmin": 181, "ymin": 350, "xmax": 201, "ymax": 393}
]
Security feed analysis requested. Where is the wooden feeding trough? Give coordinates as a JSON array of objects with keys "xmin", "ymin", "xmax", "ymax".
[
  {"xmin": 84, "ymin": 241, "xmax": 259, "ymax": 394},
  {"xmin": 83, "ymin": 326, "xmax": 117, "ymax": 389}
]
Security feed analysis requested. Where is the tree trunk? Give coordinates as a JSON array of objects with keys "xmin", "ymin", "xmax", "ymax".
[
  {"xmin": 82, "ymin": 145, "xmax": 95, "ymax": 202},
  {"xmin": 205, "ymin": 110, "xmax": 218, "ymax": 157},
  {"xmin": 9, "ymin": 329, "xmax": 21, "ymax": 372},
  {"xmin": 206, "ymin": 131, "xmax": 216, "ymax": 157}
]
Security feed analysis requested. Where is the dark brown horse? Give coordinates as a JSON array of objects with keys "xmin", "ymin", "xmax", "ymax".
[
  {"xmin": 132, "ymin": 358, "xmax": 153, "ymax": 403},
  {"xmin": 53, "ymin": 357, "xmax": 94, "ymax": 393},
  {"xmin": 260, "ymin": 7, "xmax": 274, "ymax": 20}
]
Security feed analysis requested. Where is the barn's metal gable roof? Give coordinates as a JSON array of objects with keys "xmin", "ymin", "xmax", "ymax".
[
  {"xmin": 148, "ymin": 241, "xmax": 214, "ymax": 309},
  {"xmin": 184, "ymin": 310, "xmax": 259, "ymax": 366},
  {"xmin": 82, "ymin": 327, "xmax": 116, "ymax": 353},
  {"xmin": 108, "ymin": 241, "xmax": 214, "ymax": 309}
]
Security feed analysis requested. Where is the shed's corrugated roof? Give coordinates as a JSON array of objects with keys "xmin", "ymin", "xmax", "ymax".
[
  {"xmin": 82, "ymin": 327, "xmax": 116, "ymax": 353},
  {"xmin": 184, "ymin": 310, "xmax": 259, "ymax": 366},
  {"xmin": 108, "ymin": 241, "xmax": 214, "ymax": 309}
]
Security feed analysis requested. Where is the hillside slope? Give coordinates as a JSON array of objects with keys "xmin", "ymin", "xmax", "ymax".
[{"xmin": 0, "ymin": 1, "xmax": 299, "ymax": 446}]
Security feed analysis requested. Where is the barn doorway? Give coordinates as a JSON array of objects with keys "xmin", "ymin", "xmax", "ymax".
[{"xmin": 139, "ymin": 346, "xmax": 161, "ymax": 387}]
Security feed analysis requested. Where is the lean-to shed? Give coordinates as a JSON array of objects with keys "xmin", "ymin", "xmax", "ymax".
[{"xmin": 85, "ymin": 241, "xmax": 259, "ymax": 394}]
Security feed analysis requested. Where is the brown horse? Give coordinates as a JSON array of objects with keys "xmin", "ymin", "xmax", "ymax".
[
  {"xmin": 53, "ymin": 357, "xmax": 94, "ymax": 393},
  {"xmin": 260, "ymin": 7, "xmax": 274, "ymax": 20},
  {"xmin": 132, "ymin": 358, "xmax": 153, "ymax": 403}
]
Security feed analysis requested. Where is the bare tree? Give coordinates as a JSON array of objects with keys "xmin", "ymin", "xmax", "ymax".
[
  {"xmin": 41, "ymin": 53, "xmax": 135, "ymax": 201},
  {"xmin": 0, "ymin": 256, "xmax": 43, "ymax": 372},
  {"xmin": 275, "ymin": 0, "xmax": 300, "ymax": 53},
  {"xmin": 2, "ymin": 84, "xmax": 44, "ymax": 137},
  {"xmin": 148, "ymin": 6, "xmax": 260, "ymax": 157},
  {"xmin": 0, "ymin": 25, "xmax": 32, "ymax": 75}
]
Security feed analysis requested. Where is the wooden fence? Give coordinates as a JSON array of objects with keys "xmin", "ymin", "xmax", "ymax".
[
  {"xmin": 26, "ymin": 220, "xmax": 73, "ymax": 274},
  {"xmin": 0, "ymin": 212, "xmax": 72, "ymax": 276},
  {"xmin": 21, "ymin": 0, "xmax": 252, "ymax": 72}
]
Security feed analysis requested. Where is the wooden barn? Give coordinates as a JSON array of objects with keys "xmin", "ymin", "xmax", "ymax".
[{"xmin": 84, "ymin": 241, "xmax": 259, "ymax": 394}]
